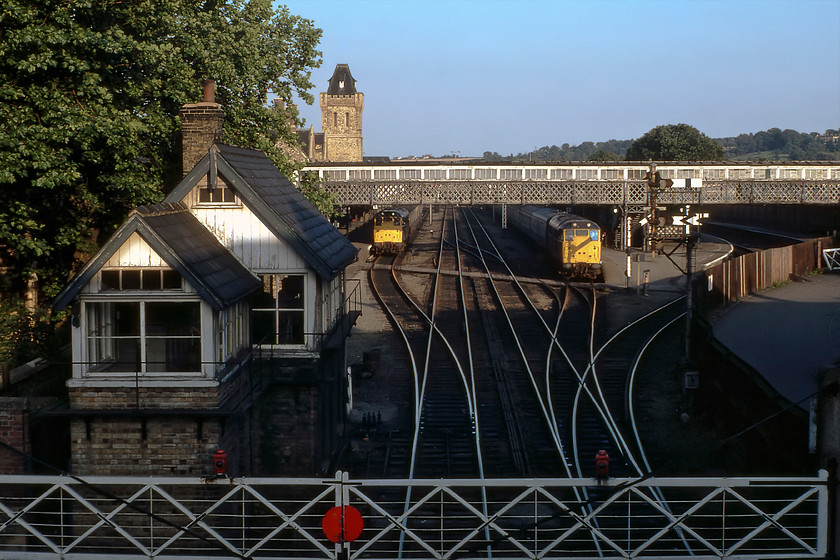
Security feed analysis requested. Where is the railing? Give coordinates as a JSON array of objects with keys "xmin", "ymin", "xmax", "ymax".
[
  {"xmin": 0, "ymin": 471, "xmax": 827, "ymax": 559},
  {"xmin": 302, "ymin": 162, "xmax": 840, "ymax": 206},
  {"xmin": 823, "ymin": 248, "xmax": 840, "ymax": 270},
  {"xmin": 316, "ymin": 179, "xmax": 840, "ymax": 206},
  {"xmin": 304, "ymin": 162, "xmax": 840, "ymax": 182}
]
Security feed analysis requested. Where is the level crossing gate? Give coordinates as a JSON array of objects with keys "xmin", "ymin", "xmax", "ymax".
[{"xmin": 0, "ymin": 471, "xmax": 827, "ymax": 559}]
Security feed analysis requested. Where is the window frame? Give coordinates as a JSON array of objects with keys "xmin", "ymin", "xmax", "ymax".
[
  {"xmin": 252, "ymin": 273, "xmax": 308, "ymax": 348},
  {"xmin": 83, "ymin": 298, "xmax": 204, "ymax": 377}
]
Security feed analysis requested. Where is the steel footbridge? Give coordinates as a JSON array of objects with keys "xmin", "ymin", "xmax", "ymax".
[{"xmin": 303, "ymin": 161, "xmax": 840, "ymax": 206}]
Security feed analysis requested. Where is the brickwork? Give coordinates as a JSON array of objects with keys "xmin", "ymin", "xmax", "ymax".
[
  {"xmin": 68, "ymin": 386, "xmax": 218, "ymax": 410},
  {"xmin": 180, "ymin": 102, "xmax": 223, "ymax": 176},
  {"xmin": 252, "ymin": 383, "xmax": 318, "ymax": 475},
  {"xmin": 319, "ymin": 89, "xmax": 364, "ymax": 162},
  {"xmin": 0, "ymin": 398, "xmax": 30, "ymax": 474},
  {"xmin": 70, "ymin": 417, "xmax": 220, "ymax": 476},
  {"xmin": 66, "ymin": 364, "xmax": 263, "ymax": 475}
]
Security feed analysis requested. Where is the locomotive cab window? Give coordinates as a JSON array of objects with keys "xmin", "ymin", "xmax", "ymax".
[{"xmin": 590, "ymin": 230, "xmax": 600, "ymax": 241}]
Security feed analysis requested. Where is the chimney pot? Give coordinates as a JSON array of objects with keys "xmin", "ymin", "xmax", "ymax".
[
  {"xmin": 181, "ymin": 80, "xmax": 223, "ymax": 177},
  {"xmin": 202, "ymin": 79, "xmax": 216, "ymax": 104}
]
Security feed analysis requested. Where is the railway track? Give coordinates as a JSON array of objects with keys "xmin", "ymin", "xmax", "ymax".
[
  {"xmin": 341, "ymin": 205, "xmax": 825, "ymax": 557},
  {"xmin": 364, "ymin": 205, "xmax": 694, "ymax": 486},
  {"xmin": 368, "ymin": 208, "xmax": 481, "ymax": 479}
]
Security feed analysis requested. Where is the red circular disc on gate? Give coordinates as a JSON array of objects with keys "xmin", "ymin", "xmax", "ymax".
[{"xmin": 322, "ymin": 505, "xmax": 363, "ymax": 543}]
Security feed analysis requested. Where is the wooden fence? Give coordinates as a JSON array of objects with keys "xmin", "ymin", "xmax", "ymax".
[{"xmin": 699, "ymin": 235, "xmax": 837, "ymax": 311}]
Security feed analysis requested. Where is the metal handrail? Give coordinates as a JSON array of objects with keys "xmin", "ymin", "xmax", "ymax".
[
  {"xmin": 0, "ymin": 471, "xmax": 827, "ymax": 560},
  {"xmin": 822, "ymin": 248, "xmax": 840, "ymax": 270}
]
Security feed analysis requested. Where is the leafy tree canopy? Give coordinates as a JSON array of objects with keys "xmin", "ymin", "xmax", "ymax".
[
  {"xmin": 589, "ymin": 149, "xmax": 620, "ymax": 162},
  {"xmin": 719, "ymin": 128, "xmax": 840, "ymax": 160},
  {"xmin": 0, "ymin": 0, "xmax": 323, "ymax": 298},
  {"xmin": 483, "ymin": 139, "xmax": 632, "ymax": 162},
  {"xmin": 625, "ymin": 124, "xmax": 725, "ymax": 162}
]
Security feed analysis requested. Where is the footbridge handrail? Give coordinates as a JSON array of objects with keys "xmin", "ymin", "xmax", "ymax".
[{"xmin": 0, "ymin": 471, "xmax": 827, "ymax": 559}]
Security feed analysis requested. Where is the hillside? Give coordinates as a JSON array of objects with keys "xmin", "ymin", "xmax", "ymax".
[{"xmin": 482, "ymin": 128, "xmax": 840, "ymax": 162}]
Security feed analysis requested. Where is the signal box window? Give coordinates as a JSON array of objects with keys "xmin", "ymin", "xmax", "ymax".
[
  {"xmin": 85, "ymin": 301, "xmax": 201, "ymax": 374},
  {"xmin": 100, "ymin": 269, "xmax": 181, "ymax": 291},
  {"xmin": 198, "ymin": 183, "xmax": 236, "ymax": 204},
  {"xmin": 252, "ymin": 274, "xmax": 305, "ymax": 345}
]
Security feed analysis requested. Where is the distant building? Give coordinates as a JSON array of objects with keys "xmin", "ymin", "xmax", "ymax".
[
  {"xmin": 52, "ymin": 81, "xmax": 359, "ymax": 477},
  {"xmin": 295, "ymin": 64, "xmax": 364, "ymax": 162}
]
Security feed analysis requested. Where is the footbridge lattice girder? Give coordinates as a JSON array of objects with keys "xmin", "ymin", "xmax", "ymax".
[{"xmin": 321, "ymin": 180, "xmax": 840, "ymax": 206}]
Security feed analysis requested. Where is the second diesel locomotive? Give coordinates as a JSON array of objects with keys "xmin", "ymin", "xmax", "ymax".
[
  {"xmin": 371, "ymin": 205, "xmax": 422, "ymax": 255},
  {"xmin": 508, "ymin": 205, "xmax": 602, "ymax": 279}
]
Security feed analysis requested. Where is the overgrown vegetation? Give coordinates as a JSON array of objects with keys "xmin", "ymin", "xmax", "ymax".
[{"xmin": 0, "ymin": 301, "xmax": 67, "ymax": 367}]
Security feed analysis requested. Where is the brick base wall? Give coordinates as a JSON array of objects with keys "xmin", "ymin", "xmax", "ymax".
[
  {"xmin": 66, "ymin": 350, "xmax": 348, "ymax": 476},
  {"xmin": 71, "ymin": 417, "xmax": 221, "ymax": 476},
  {"xmin": 252, "ymin": 384, "xmax": 318, "ymax": 475},
  {"xmin": 69, "ymin": 386, "xmax": 218, "ymax": 410},
  {"xmin": 0, "ymin": 398, "xmax": 30, "ymax": 474}
]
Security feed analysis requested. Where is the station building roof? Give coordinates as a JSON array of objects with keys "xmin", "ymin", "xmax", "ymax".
[
  {"xmin": 53, "ymin": 202, "xmax": 261, "ymax": 311},
  {"xmin": 166, "ymin": 143, "xmax": 358, "ymax": 281}
]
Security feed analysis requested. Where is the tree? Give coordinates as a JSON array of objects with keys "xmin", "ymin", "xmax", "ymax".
[
  {"xmin": 589, "ymin": 149, "xmax": 620, "ymax": 162},
  {"xmin": 0, "ymin": 0, "xmax": 322, "ymax": 298},
  {"xmin": 625, "ymin": 124, "xmax": 725, "ymax": 162}
]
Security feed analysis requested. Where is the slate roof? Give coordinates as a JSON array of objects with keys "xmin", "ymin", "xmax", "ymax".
[
  {"xmin": 326, "ymin": 64, "xmax": 357, "ymax": 95},
  {"xmin": 166, "ymin": 143, "xmax": 357, "ymax": 280},
  {"xmin": 53, "ymin": 202, "xmax": 261, "ymax": 311}
]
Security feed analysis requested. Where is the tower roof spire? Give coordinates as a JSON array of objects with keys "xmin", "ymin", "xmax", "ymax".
[{"xmin": 327, "ymin": 63, "xmax": 357, "ymax": 95}]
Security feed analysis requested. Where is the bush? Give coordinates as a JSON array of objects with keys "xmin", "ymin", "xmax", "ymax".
[{"xmin": 0, "ymin": 300, "xmax": 66, "ymax": 367}]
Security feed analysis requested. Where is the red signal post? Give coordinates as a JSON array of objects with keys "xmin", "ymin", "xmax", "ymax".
[
  {"xmin": 595, "ymin": 450, "xmax": 610, "ymax": 480},
  {"xmin": 213, "ymin": 449, "xmax": 228, "ymax": 476}
]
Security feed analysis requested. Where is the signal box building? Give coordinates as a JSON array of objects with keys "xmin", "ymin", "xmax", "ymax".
[{"xmin": 53, "ymin": 85, "xmax": 359, "ymax": 477}]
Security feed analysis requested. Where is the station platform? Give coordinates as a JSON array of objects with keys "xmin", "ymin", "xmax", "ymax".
[
  {"xmin": 602, "ymin": 241, "xmax": 840, "ymax": 409},
  {"xmin": 600, "ymin": 240, "xmax": 730, "ymax": 292},
  {"xmin": 710, "ymin": 271, "xmax": 840, "ymax": 408}
]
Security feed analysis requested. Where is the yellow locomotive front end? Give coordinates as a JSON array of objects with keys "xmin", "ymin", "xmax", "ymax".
[
  {"xmin": 554, "ymin": 214, "xmax": 602, "ymax": 279},
  {"xmin": 563, "ymin": 227, "xmax": 601, "ymax": 267},
  {"xmin": 372, "ymin": 209, "xmax": 409, "ymax": 255}
]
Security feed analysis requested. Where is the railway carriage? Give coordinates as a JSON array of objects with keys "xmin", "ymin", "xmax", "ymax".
[
  {"xmin": 371, "ymin": 205, "xmax": 422, "ymax": 255},
  {"xmin": 509, "ymin": 205, "xmax": 602, "ymax": 279}
]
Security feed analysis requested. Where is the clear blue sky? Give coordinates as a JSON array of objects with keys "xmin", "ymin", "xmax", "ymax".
[{"xmin": 277, "ymin": 0, "xmax": 840, "ymax": 158}]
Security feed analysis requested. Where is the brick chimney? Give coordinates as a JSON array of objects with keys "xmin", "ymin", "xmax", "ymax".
[{"xmin": 180, "ymin": 79, "xmax": 223, "ymax": 177}]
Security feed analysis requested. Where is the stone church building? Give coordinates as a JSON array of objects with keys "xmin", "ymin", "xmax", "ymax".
[{"xmin": 295, "ymin": 63, "xmax": 364, "ymax": 162}]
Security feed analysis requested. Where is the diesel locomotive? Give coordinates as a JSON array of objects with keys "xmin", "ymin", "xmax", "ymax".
[
  {"xmin": 371, "ymin": 205, "xmax": 422, "ymax": 256},
  {"xmin": 508, "ymin": 205, "xmax": 603, "ymax": 279}
]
